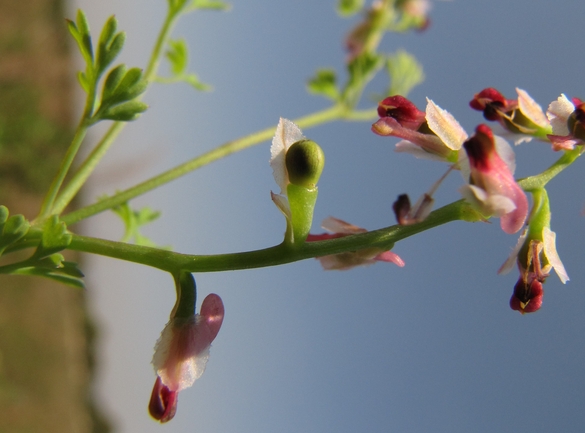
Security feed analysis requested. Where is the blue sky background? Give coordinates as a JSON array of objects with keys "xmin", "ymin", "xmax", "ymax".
[{"xmin": 71, "ymin": 1, "xmax": 585, "ymax": 432}]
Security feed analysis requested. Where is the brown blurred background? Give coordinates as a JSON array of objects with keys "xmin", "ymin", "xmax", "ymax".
[{"xmin": 0, "ymin": 1, "xmax": 109, "ymax": 431}]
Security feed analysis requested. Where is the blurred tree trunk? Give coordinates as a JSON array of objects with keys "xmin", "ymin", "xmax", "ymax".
[{"xmin": 0, "ymin": 0, "xmax": 110, "ymax": 432}]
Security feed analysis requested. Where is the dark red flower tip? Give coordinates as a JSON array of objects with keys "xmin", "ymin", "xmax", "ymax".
[
  {"xmin": 470, "ymin": 88, "xmax": 512, "ymax": 121},
  {"xmin": 568, "ymin": 103, "xmax": 585, "ymax": 141},
  {"xmin": 510, "ymin": 278, "xmax": 543, "ymax": 314},
  {"xmin": 463, "ymin": 124, "xmax": 494, "ymax": 171},
  {"xmin": 377, "ymin": 95, "xmax": 426, "ymax": 130},
  {"xmin": 571, "ymin": 97, "xmax": 584, "ymax": 107},
  {"xmin": 149, "ymin": 376, "xmax": 178, "ymax": 423},
  {"xmin": 393, "ymin": 194, "xmax": 412, "ymax": 225}
]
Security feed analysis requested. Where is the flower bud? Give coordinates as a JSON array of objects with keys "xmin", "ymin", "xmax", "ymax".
[
  {"xmin": 285, "ymin": 139, "xmax": 325, "ymax": 189},
  {"xmin": 377, "ymin": 95, "xmax": 426, "ymax": 130}
]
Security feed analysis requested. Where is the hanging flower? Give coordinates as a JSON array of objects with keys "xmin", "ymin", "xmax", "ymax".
[
  {"xmin": 149, "ymin": 293, "xmax": 225, "ymax": 423},
  {"xmin": 499, "ymin": 187, "xmax": 569, "ymax": 314},
  {"xmin": 372, "ymin": 96, "xmax": 467, "ymax": 163},
  {"xmin": 459, "ymin": 124, "xmax": 528, "ymax": 234},
  {"xmin": 306, "ymin": 216, "xmax": 405, "ymax": 270},
  {"xmin": 501, "ymin": 227, "xmax": 568, "ymax": 313}
]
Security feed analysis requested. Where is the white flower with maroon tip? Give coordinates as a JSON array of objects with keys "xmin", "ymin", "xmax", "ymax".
[
  {"xmin": 459, "ymin": 124, "xmax": 528, "ymax": 234},
  {"xmin": 372, "ymin": 96, "xmax": 467, "ymax": 162}
]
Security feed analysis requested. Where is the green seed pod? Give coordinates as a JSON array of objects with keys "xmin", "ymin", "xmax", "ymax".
[{"xmin": 285, "ymin": 140, "xmax": 325, "ymax": 189}]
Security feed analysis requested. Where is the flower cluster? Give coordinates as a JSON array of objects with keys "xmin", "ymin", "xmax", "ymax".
[
  {"xmin": 372, "ymin": 95, "xmax": 528, "ymax": 234},
  {"xmin": 372, "ymin": 90, "xmax": 576, "ymax": 312}
]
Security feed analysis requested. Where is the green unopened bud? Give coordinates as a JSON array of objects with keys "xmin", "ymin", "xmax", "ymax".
[{"xmin": 285, "ymin": 139, "xmax": 325, "ymax": 189}]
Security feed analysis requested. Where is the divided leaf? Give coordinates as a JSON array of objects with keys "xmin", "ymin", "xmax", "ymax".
[
  {"xmin": 67, "ymin": 9, "xmax": 94, "ymax": 67},
  {"xmin": 343, "ymin": 51, "xmax": 385, "ymax": 106},
  {"xmin": 189, "ymin": 0, "xmax": 231, "ymax": 11},
  {"xmin": 0, "ymin": 211, "xmax": 30, "ymax": 255},
  {"xmin": 111, "ymin": 201, "xmax": 165, "ymax": 247},
  {"xmin": 307, "ymin": 69, "xmax": 340, "ymax": 101},
  {"xmin": 96, "ymin": 66, "xmax": 148, "ymax": 122},
  {"xmin": 337, "ymin": 0, "xmax": 365, "ymax": 17},
  {"xmin": 96, "ymin": 15, "xmax": 126, "ymax": 78},
  {"xmin": 386, "ymin": 50, "xmax": 424, "ymax": 97},
  {"xmin": 12, "ymin": 255, "xmax": 85, "ymax": 289},
  {"xmin": 166, "ymin": 39, "xmax": 189, "ymax": 75},
  {"xmin": 31, "ymin": 215, "xmax": 72, "ymax": 260},
  {"xmin": 160, "ymin": 39, "xmax": 212, "ymax": 91}
]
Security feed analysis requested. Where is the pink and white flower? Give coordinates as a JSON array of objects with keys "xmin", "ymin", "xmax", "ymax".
[
  {"xmin": 372, "ymin": 96, "xmax": 467, "ymax": 162},
  {"xmin": 459, "ymin": 124, "xmax": 528, "ymax": 234},
  {"xmin": 306, "ymin": 217, "xmax": 405, "ymax": 270},
  {"xmin": 149, "ymin": 294, "xmax": 224, "ymax": 423}
]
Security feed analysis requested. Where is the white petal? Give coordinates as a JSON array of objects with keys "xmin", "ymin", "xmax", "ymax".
[
  {"xmin": 271, "ymin": 191, "xmax": 291, "ymax": 218},
  {"xmin": 270, "ymin": 118, "xmax": 305, "ymax": 194},
  {"xmin": 425, "ymin": 98, "xmax": 468, "ymax": 150},
  {"xmin": 494, "ymin": 135, "xmax": 516, "ymax": 173},
  {"xmin": 460, "ymin": 185, "xmax": 516, "ymax": 216},
  {"xmin": 513, "ymin": 135, "xmax": 534, "ymax": 145},
  {"xmin": 395, "ymin": 140, "xmax": 448, "ymax": 162},
  {"xmin": 498, "ymin": 228, "xmax": 528, "ymax": 275},
  {"xmin": 546, "ymin": 94, "xmax": 574, "ymax": 136},
  {"xmin": 321, "ymin": 216, "xmax": 366, "ymax": 234},
  {"xmin": 516, "ymin": 88, "xmax": 549, "ymax": 129},
  {"xmin": 543, "ymin": 227, "xmax": 569, "ymax": 284},
  {"xmin": 152, "ymin": 316, "xmax": 211, "ymax": 392}
]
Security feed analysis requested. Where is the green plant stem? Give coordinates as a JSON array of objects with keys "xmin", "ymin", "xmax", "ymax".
[
  {"xmin": 50, "ymin": 4, "xmax": 185, "ymax": 216},
  {"xmin": 61, "ymin": 105, "xmax": 345, "ymax": 226},
  {"xmin": 65, "ymin": 199, "xmax": 475, "ymax": 273},
  {"xmin": 519, "ymin": 147, "xmax": 583, "ymax": 191},
  {"xmin": 37, "ymin": 119, "xmax": 91, "ymax": 220}
]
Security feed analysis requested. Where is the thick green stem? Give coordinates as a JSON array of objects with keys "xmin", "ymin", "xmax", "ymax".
[
  {"xmin": 61, "ymin": 105, "xmax": 345, "ymax": 226},
  {"xmin": 66, "ymin": 199, "xmax": 475, "ymax": 273}
]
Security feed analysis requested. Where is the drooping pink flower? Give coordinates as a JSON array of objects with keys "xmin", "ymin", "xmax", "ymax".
[
  {"xmin": 149, "ymin": 294, "xmax": 224, "ymax": 423},
  {"xmin": 459, "ymin": 124, "xmax": 528, "ymax": 234},
  {"xmin": 306, "ymin": 217, "xmax": 405, "ymax": 270}
]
